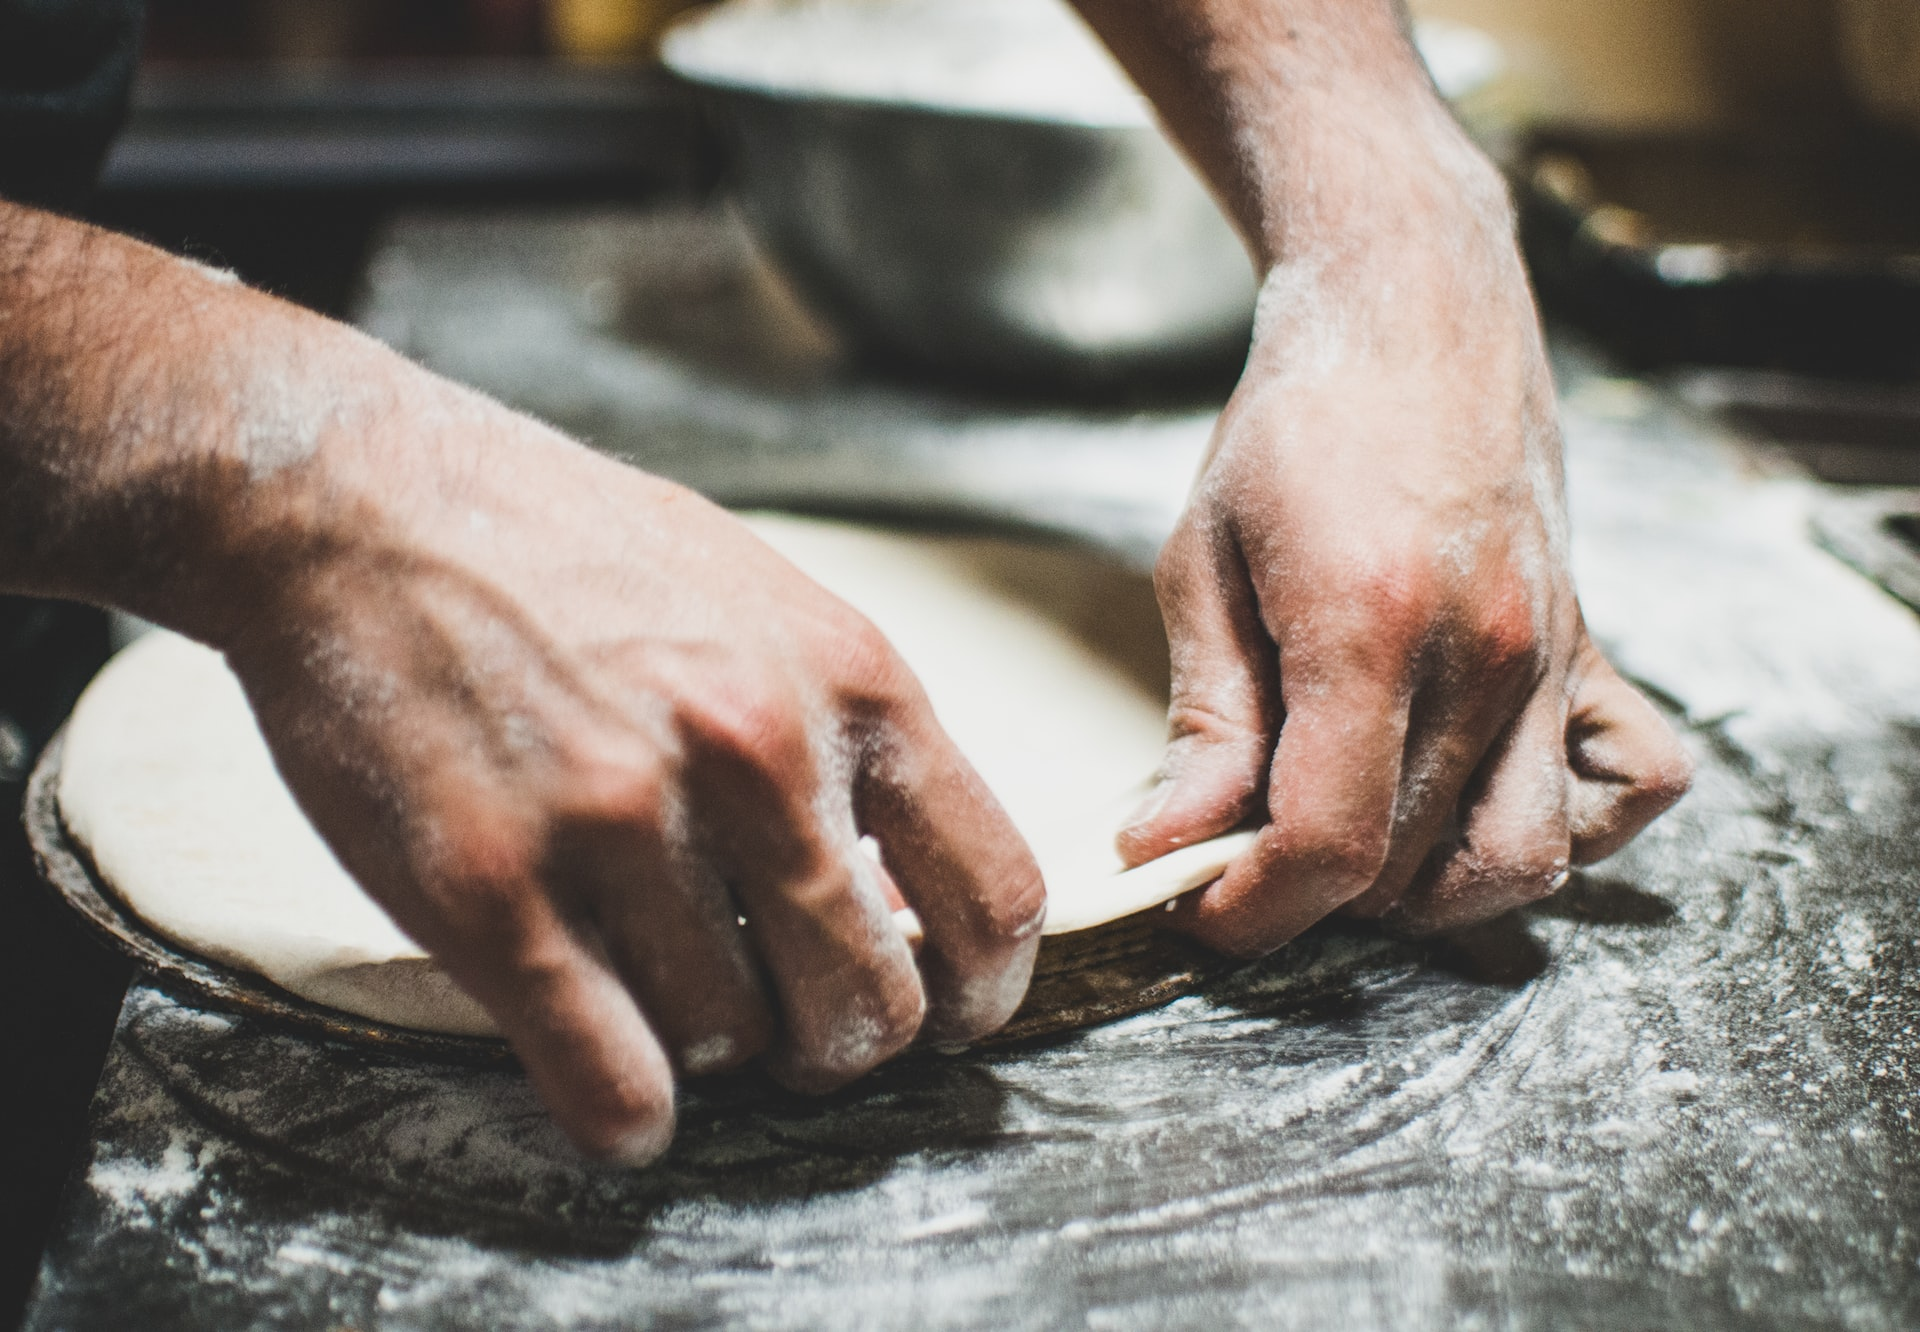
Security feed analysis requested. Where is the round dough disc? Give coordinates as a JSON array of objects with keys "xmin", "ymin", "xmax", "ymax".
[{"xmin": 57, "ymin": 514, "xmax": 1247, "ymax": 1037}]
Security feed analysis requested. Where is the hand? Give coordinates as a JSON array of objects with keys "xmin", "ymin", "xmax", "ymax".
[
  {"xmin": 0, "ymin": 205, "xmax": 1041, "ymax": 1165},
  {"xmin": 213, "ymin": 387, "xmax": 1045, "ymax": 1163},
  {"xmin": 1118, "ymin": 163, "xmax": 1692, "ymax": 954}
]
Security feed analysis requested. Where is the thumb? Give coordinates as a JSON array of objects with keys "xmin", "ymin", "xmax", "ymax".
[{"xmin": 1118, "ymin": 517, "xmax": 1278, "ymax": 867}]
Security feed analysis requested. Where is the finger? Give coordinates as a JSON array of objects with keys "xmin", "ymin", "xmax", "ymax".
[
  {"xmin": 731, "ymin": 833, "xmax": 928, "ymax": 1094},
  {"xmin": 857, "ymin": 704, "xmax": 1045, "ymax": 1046},
  {"xmin": 1385, "ymin": 689, "xmax": 1573, "ymax": 936},
  {"xmin": 1337, "ymin": 674, "xmax": 1529, "ymax": 921},
  {"xmin": 676, "ymin": 681, "xmax": 929, "ymax": 1092},
  {"xmin": 252, "ymin": 724, "xmax": 680, "ymax": 1166},
  {"xmin": 554, "ymin": 809, "xmax": 777, "ymax": 1080},
  {"xmin": 1117, "ymin": 514, "xmax": 1279, "ymax": 868},
  {"xmin": 1565, "ymin": 647, "xmax": 1694, "ymax": 863},
  {"xmin": 1168, "ymin": 667, "xmax": 1410, "ymax": 957},
  {"xmin": 427, "ymin": 879, "xmax": 678, "ymax": 1167}
]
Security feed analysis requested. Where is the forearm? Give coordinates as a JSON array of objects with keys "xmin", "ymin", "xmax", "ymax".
[
  {"xmin": 1069, "ymin": 0, "xmax": 1506, "ymax": 271},
  {"xmin": 0, "ymin": 203, "xmax": 420, "ymax": 643}
]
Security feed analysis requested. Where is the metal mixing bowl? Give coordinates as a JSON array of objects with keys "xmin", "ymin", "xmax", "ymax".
[
  {"xmin": 663, "ymin": 0, "xmax": 1504, "ymax": 394},
  {"xmin": 662, "ymin": 0, "xmax": 1259, "ymax": 392}
]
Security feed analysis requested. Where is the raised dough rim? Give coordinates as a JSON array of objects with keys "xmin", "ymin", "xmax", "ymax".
[
  {"xmin": 25, "ymin": 727, "xmax": 515, "ymax": 1063},
  {"xmin": 28, "ymin": 724, "xmax": 1246, "ymax": 1060}
]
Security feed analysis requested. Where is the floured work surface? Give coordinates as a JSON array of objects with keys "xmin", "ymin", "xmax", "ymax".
[
  {"xmin": 21, "ymin": 214, "xmax": 1920, "ymax": 1330},
  {"xmin": 46, "ymin": 514, "xmax": 1250, "ymax": 1049}
]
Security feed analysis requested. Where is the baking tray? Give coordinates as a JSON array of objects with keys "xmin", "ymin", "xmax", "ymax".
[
  {"xmin": 1519, "ymin": 126, "xmax": 1920, "ymax": 376},
  {"xmin": 25, "ymin": 727, "xmax": 1241, "ymax": 1063}
]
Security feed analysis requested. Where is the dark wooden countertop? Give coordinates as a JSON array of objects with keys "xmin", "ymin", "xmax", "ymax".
[{"xmin": 19, "ymin": 207, "xmax": 1920, "ymax": 1331}]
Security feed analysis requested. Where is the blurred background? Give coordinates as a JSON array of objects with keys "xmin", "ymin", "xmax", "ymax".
[
  {"xmin": 4, "ymin": 0, "xmax": 1917, "ymax": 1323},
  {"xmin": 94, "ymin": 0, "xmax": 718, "ymax": 317},
  {"xmin": 128, "ymin": 0, "xmax": 1908, "ymax": 129},
  {"xmin": 98, "ymin": 0, "xmax": 1920, "ymax": 384},
  {"xmin": 144, "ymin": 0, "xmax": 694, "ymax": 64}
]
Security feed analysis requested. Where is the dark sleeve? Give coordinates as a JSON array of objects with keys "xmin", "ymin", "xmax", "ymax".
[{"xmin": 0, "ymin": 0, "xmax": 144, "ymax": 209}]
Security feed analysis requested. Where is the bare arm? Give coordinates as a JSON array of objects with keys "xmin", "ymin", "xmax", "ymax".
[
  {"xmin": 1, "ymin": 207, "xmax": 340, "ymax": 628},
  {"xmin": 0, "ymin": 203, "xmax": 1044, "ymax": 1160},
  {"xmin": 1068, "ymin": 0, "xmax": 1693, "ymax": 950},
  {"xmin": 1072, "ymin": 0, "xmax": 1484, "ymax": 270}
]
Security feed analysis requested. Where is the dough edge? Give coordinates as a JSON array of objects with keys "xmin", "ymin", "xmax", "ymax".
[{"xmin": 56, "ymin": 517, "xmax": 1252, "ymax": 1038}]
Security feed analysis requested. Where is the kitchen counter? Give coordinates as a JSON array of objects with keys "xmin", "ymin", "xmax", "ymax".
[{"xmin": 18, "ymin": 208, "xmax": 1920, "ymax": 1331}]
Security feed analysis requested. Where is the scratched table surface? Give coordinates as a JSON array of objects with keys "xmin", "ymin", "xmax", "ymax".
[{"xmin": 21, "ymin": 209, "xmax": 1920, "ymax": 1331}]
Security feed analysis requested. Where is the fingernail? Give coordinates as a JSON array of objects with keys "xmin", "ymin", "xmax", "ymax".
[
  {"xmin": 603, "ymin": 1118, "xmax": 675, "ymax": 1169},
  {"xmin": 1122, "ymin": 778, "xmax": 1173, "ymax": 833}
]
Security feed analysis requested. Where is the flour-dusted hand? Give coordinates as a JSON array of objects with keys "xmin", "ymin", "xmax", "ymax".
[
  {"xmin": 0, "ymin": 206, "xmax": 1044, "ymax": 1163},
  {"xmin": 1073, "ymin": 0, "xmax": 1692, "ymax": 951},
  {"xmin": 1120, "ymin": 208, "xmax": 1692, "ymax": 949},
  {"xmin": 224, "ymin": 404, "xmax": 1046, "ymax": 1159}
]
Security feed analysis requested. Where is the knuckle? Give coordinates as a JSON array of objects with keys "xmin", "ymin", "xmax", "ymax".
[
  {"xmin": 1267, "ymin": 819, "xmax": 1392, "ymax": 896},
  {"xmin": 1151, "ymin": 521, "xmax": 1209, "ymax": 603},
  {"xmin": 424, "ymin": 812, "xmax": 545, "ymax": 935},
  {"xmin": 1471, "ymin": 576, "xmax": 1544, "ymax": 679},
  {"xmin": 1349, "ymin": 548, "xmax": 1439, "ymax": 637},
  {"xmin": 679, "ymin": 674, "xmax": 808, "ymax": 775},
  {"xmin": 827, "ymin": 612, "xmax": 923, "ymax": 722},
  {"xmin": 1165, "ymin": 700, "xmax": 1266, "ymax": 751},
  {"xmin": 552, "ymin": 742, "xmax": 672, "ymax": 831},
  {"xmin": 1304, "ymin": 550, "xmax": 1438, "ymax": 680},
  {"xmin": 831, "ymin": 608, "xmax": 902, "ymax": 683},
  {"xmin": 775, "ymin": 846, "xmax": 872, "ymax": 914}
]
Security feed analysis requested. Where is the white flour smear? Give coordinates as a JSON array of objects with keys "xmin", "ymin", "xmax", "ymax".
[{"xmin": 665, "ymin": 0, "xmax": 1503, "ymax": 126}]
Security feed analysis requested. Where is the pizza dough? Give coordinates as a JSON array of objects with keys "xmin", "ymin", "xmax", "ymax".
[{"xmin": 57, "ymin": 514, "xmax": 1250, "ymax": 1037}]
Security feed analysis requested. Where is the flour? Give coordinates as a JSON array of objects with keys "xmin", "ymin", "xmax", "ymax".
[
  {"xmin": 88, "ymin": 1129, "xmax": 205, "ymax": 1219},
  {"xmin": 664, "ymin": 0, "xmax": 1150, "ymax": 127},
  {"xmin": 228, "ymin": 371, "xmax": 333, "ymax": 479},
  {"xmin": 177, "ymin": 255, "xmax": 241, "ymax": 288},
  {"xmin": 665, "ymin": 0, "xmax": 1503, "ymax": 129}
]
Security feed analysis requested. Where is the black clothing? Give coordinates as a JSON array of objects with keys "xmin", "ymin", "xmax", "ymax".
[
  {"xmin": 0, "ymin": 0, "xmax": 142, "ymax": 759},
  {"xmin": 0, "ymin": 0, "xmax": 142, "ymax": 208},
  {"xmin": 0, "ymin": 0, "xmax": 135, "ymax": 788},
  {"xmin": 0, "ymin": 3, "xmax": 141, "ymax": 1321}
]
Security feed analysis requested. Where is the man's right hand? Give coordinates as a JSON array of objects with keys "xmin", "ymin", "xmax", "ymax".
[{"xmin": 0, "ymin": 206, "xmax": 1044, "ymax": 1164}]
